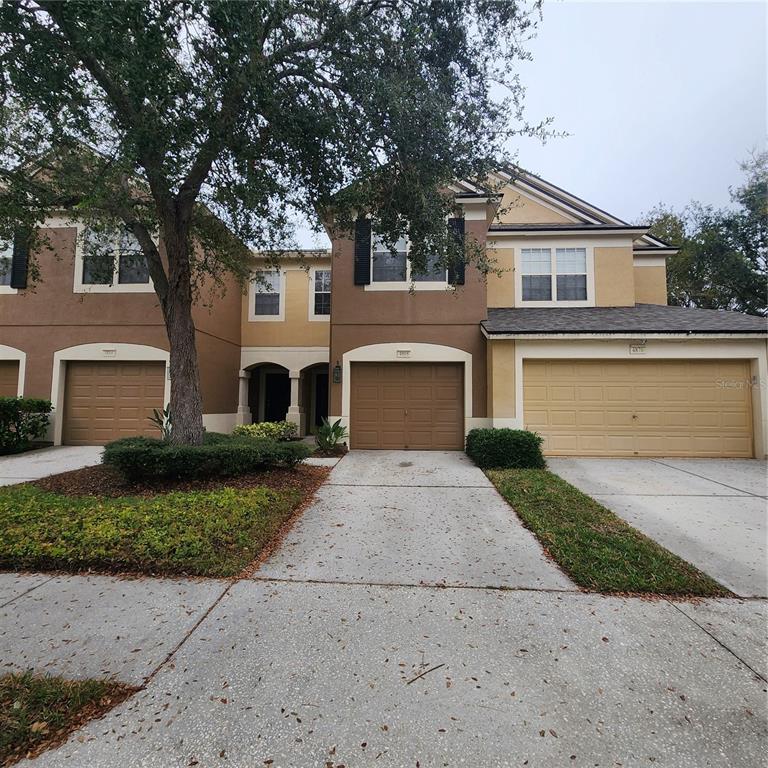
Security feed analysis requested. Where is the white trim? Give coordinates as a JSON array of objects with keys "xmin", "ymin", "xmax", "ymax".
[
  {"xmin": 248, "ymin": 269, "xmax": 286, "ymax": 322},
  {"xmin": 490, "ymin": 228, "xmax": 646, "ymax": 239},
  {"xmin": 308, "ymin": 266, "xmax": 331, "ymax": 322},
  {"xmin": 50, "ymin": 343, "xmax": 170, "ymax": 445},
  {"xmin": 341, "ymin": 342, "xmax": 474, "ymax": 447},
  {"xmin": 510, "ymin": 338, "xmax": 768, "ymax": 459},
  {"xmin": 633, "ymin": 255, "xmax": 667, "ymax": 267},
  {"xmin": 0, "ymin": 345, "xmax": 26, "ymax": 396},
  {"xmin": 240, "ymin": 346, "xmax": 328, "ymax": 373},
  {"xmin": 514, "ymin": 243, "xmax": 596, "ymax": 308}
]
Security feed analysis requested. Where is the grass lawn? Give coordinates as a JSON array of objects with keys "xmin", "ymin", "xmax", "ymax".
[
  {"xmin": 0, "ymin": 672, "xmax": 134, "ymax": 766},
  {"xmin": 487, "ymin": 468, "xmax": 730, "ymax": 597},
  {"xmin": 0, "ymin": 465, "xmax": 327, "ymax": 577}
]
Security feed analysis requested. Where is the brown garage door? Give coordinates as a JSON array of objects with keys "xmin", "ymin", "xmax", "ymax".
[
  {"xmin": 63, "ymin": 361, "xmax": 166, "ymax": 445},
  {"xmin": 350, "ymin": 362, "xmax": 464, "ymax": 450},
  {"xmin": 524, "ymin": 359, "xmax": 754, "ymax": 458},
  {"xmin": 0, "ymin": 361, "xmax": 19, "ymax": 397}
]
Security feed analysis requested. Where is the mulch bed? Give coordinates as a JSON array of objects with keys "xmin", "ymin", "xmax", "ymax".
[
  {"xmin": 33, "ymin": 463, "xmax": 330, "ymax": 499},
  {"xmin": 312, "ymin": 446, "xmax": 348, "ymax": 458}
]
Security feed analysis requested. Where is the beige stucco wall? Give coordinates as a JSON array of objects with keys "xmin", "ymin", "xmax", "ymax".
[
  {"xmin": 594, "ymin": 247, "xmax": 635, "ymax": 307},
  {"xmin": 634, "ymin": 265, "xmax": 668, "ymax": 305},
  {"xmin": 495, "ymin": 189, "xmax": 574, "ymax": 225},
  {"xmin": 486, "ymin": 339, "xmax": 516, "ymax": 421},
  {"xmin": 487, "ymin": 246, "xmax": 515, "ymax": 308},
  {"xmin": 240, "ymin": 262, "xmax": 331, "ymax": 348}
]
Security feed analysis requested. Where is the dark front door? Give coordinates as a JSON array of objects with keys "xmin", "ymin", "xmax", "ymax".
[
  {"xmin": 264, "ymin": 372, "xmax": 290, "ymax": 422},
  {"xmin": 314, "ymin": 372, "xmax": 329, "ymax": 427}
]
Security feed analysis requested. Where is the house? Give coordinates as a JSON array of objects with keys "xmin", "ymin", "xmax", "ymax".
[{"xmin": 1, "ymin": 169, "xmax": 766, "ymax": 457}]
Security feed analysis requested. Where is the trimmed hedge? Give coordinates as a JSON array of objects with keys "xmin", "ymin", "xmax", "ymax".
[
  {"xmin": 0, "ymin": 397, "xmax": 51, "ymax": 455},
  {"xmin": 103, "ymin": 433, "xmax": 311, "ymax": 481},
  {"xmin": 465, "ymin": 428, "xmax": 545, "ymax": 469},
  {"xmin": 232, "ymin": 421, "xmax": 297, "ymax": 441},
  {"xmin": 0, "ymin": 484, "xmax": 301, "ymax": 576}
]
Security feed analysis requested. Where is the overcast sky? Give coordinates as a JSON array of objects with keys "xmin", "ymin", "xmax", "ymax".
[{"xmin": 295, "ymin": 0, "xmax": 766, "ymax": 247}]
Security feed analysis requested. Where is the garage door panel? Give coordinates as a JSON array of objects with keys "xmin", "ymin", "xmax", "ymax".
[
  {"xmin": 524, "ymin": 359, "xmax": 753, "ymax": 458},
  {"xmin": 63, "ymin": 361, "xmax": 165, "ymax": 446},
  {"xmin": 350, "ymin": 362, "xmax": 463, "ymax": 450}
]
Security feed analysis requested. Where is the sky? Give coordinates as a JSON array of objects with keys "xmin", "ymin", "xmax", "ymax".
[{"xmin": 295, "ymin": 0, "xmax": 766, "ymax": 247}]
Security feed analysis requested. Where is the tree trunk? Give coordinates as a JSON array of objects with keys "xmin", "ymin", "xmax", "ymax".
[{"xmin": 160, "ymin": 222, "xmax": 205, "ymax": 446}]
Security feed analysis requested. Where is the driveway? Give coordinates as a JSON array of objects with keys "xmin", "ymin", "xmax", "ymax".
[
  {"xmin": 2, "ymin": 450, "xmax": 766, "ymax": 767},
  {"xmin": 0, "ymin": 445, "xmax": 103, "ymax": 486},
  {"xmin": 549, "ymin": 458, "xmax": 768, "ymax": 598}
]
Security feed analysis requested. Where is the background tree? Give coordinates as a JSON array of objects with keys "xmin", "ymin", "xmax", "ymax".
[
  {"xmin": 0, "ymin": 0, "xmax": 546, "ymax": 444},
  {"xmin": 643, "ymin": 152, "xmax": 767, "ymax": 316}
]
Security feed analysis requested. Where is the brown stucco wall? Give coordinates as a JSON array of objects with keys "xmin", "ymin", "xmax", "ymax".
[
  {"xmin": 328, "ymin": 216, "xmax": 489, "ymax": 419},
  {"xmin": 0, "ymin": 224, "xmax": 242, "ymax": 414},
  {"xmin": 594, "ymin": 246, "xmax": 635, "ymax": 307}
]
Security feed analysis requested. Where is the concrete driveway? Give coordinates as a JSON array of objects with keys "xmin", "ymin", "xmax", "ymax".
[
  {"xmin": 0, "ymin": 445, "xmax": 103, "ymax": 486},
  {"xmin": 549, "ymin": 458, "xmax": 768, "ymax": 598}
]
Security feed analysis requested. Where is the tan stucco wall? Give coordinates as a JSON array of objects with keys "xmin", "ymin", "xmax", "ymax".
[
  {"xmin": 634, "ymin": 265, "xmax": 668, "ymax": 305},
  {"xmin": 486, "ymin": 246, "xmax": 515, "ymax": 308},
  {"xmin": 487, "ymin": 339, "xmax": 516, "ymax": 419},
  {"xmin": 594, "ymin": 246, "xmax": 635, "ymax": 307},
  {"xmin": 495, "ymin": 189, "xmax": 574, "ymax": 225},
  {"xmin": 240, "ymin": 263, "xmax": 331, "ymax": 348}
]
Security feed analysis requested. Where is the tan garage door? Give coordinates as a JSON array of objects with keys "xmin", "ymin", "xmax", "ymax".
[
  {"xmin": 351, "ymin": 362, "xmax": 464, "ymax": 450},
  {"xmin": 63, "ymin": 361, "xmax": 166, "ymax": 445},
  {"xmin": 524, "ymin": 359, "xmax": 753, "ymax": 458},
  {"xmin": 0, "ymin": 361, "xmax": 19, "ymax": 397}
]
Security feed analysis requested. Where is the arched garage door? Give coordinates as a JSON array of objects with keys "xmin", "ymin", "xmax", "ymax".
[
  {"xmin": 524, "ymin": 359, "xmax": 753, "ymax": 458},
  {"xmin": 0, "ymin": 361, "xmax": 19, "ymax": 397}
]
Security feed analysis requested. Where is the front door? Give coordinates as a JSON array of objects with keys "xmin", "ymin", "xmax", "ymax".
[{"xmin": 263, "ymin": 372, "xmax": 290, "ymax": 422}]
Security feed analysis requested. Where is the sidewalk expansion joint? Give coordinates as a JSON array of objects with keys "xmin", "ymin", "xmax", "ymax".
[
  {"xmin": 0, "ymin": 575, "xmax": 56, "ymax": 609},
  {"xmin": 650, "ymin": 459, "xmax": 766, "ymax": 499}
]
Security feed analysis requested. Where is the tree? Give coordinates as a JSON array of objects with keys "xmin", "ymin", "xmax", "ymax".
[
  {"xmin": 0, "ymin": 0, "xmax": 546, "ymax": 444},
  {"xmin": 644, "ymin": 152, "xmax": 767, "ymax": 316}
]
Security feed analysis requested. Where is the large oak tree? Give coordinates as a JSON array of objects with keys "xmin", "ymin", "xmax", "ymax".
[{"xmin": 0, "ymin": 0, "xmax": 544, "ymax": 443}]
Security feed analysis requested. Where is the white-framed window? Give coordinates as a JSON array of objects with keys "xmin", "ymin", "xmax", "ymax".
[
  {"xmin": 367, "ymin": 233, "xmax": 449, "ymax": 291},
  {"xmin": 0, "ymin": 239, "xmax": 15, "ymax": 294},
  {"xmin": 310, "ymin": 268, "xmax": 331, "ymax": 320},
  {"xmin": 518, "ymin": 245, "xmax": 593, "ymax": 306},
  {"xmin": 249, "ymin": 269, "xmax": 284, "ymax": 321},
  {"xmin": 74, "ymin": 228, "xmax": 154, "ymax": 293}
]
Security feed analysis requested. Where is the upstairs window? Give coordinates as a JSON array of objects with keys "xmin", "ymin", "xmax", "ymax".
[
  {"xmin": 312, "ymin": 269, "xmax": 331, "ymax": 317},
  {"xmin": 0, "ymin": 240, "xmax": 12, "ymax": 286},
  {"xmin": 520, "ymin": 246, "xmax": 589, "ymax": 304},
  {"xmin": 78, "ymin": 229, "xmax": 151, "ymax": 291},
  {"xmin": 252, "ymin": 270, "xmax": 282, "ymax": 317},
  {"xmin": 370, "ymin": 234, "xmax": 447, "ymax": 286}
]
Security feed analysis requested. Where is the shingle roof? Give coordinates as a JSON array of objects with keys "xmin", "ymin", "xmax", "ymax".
[{"xmin": 483, "ymin": 305, "xmax": 768, "ymax": 335}]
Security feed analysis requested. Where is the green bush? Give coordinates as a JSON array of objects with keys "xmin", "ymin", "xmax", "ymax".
[
  {"xmin": 0, "ymin": 485, "xmax": 301, "ymax": 576},
  {"xmin": 103, "ymin": 433, "xmax": 311, "ymax": 481},
  {"xmin": 0, "ymin": 397, "xmax": 52, "ymax": 455},
  {"xmin": 232, "ymin": 421, "xmax": 298, "ymax": 441},
  {"xmin": 465, "ymin": 428, "xmax": 545, "ymax": 469},
  {"xmin": 316, "ymin": 418, "xmax": 348, "ymax": 451}
]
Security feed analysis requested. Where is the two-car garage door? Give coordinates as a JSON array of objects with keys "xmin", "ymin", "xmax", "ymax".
[
  {"xmin": 63, "ymin": 361, "xmax": 165, "ymax": 445},
  {"xmin": 524, "ymin": 359, "xmax": 754, "ymax": 458}
]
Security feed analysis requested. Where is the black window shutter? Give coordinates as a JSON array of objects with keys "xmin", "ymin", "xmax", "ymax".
[
  {"xmin": 353, "ymin": 218, "xmax": 371, "ymax": 285},
  {"xmin": 447, "ymin": 217, "xmax": 465, "ymax": 285},
  {"xmin": 10, "ymin": 229, "xmax": 30, "ymax": 289}
]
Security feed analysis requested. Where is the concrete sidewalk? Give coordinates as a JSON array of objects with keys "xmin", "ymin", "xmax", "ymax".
[{"xmin": 0, "ymin": 445, "xmax": 103, "ymax": 486}]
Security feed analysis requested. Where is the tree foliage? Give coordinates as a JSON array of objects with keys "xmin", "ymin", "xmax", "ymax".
[
  {"xmin": 644, "ymin": 152, "xmax": 767, "ymax": 316},
  {"xmin": 0, "ymin": 0, "xmax": 545, "ymax": 442}
]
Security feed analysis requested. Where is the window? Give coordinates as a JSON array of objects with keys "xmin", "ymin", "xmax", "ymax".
[
  {"xmin": 253, "ymin": 271, "xmax": 281, "ymax": 316},
  {"xmin": 370, "ymin": 234, "xmax": 448, "ymax": 288},
  {"xmin": 0, "ymin": 240, "xmax": 12, "ymax": 287},
  {"xmin": 312, "ymin": 269, "xmax": 331, "ymax": 317},
  {"xmin": 78, "ymin": 228, "xmax": 152, "ymax": 291},
  {"xmin": 520, "ymin": 246, "xmax": 590, "ymax": 304}
]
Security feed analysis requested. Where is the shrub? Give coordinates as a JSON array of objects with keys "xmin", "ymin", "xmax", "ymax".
[
  {"xmin": 465, "ymin": 428, "xmax": 545, "ymax": 469},
  {"xmin": 316, "ymin": 418, "xmax": 348, "ymax": 451},
  {"xmin": 232, "ymin": 421, "xmax": 298, "ymax": 441},
  {"xmin": 0, "ymin": 397, "xmax": 52, "ymax": 455},
  {"xmin": 103, "ymin": 433, "xmax": 311, "ymax": 481}
]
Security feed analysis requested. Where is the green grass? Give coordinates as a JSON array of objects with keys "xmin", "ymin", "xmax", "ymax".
[
  {"xmin": 0, "ymin": 485, "xmax": 302, "ymax": 577},
  {"xmin": 487, "ymin": 468, "xmax": 730, "ymax": 596},
  {"xmin": 0, "ymin": 672, "xmax": 133, "ymax": 766}
]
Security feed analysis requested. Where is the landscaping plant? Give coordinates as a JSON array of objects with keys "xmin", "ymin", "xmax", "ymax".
[
  {"xmin": 465, "ymin": 428, "xmax": 545, "ymax": 469},
  {"xmin": 232, "ymin": 421, "xmax": 298, "ymax": 441},
  {"xmin": 316, "ymin": 418, "xmax": 348, "ymax": 451},
  {"xmin": 0, "ymin": 397, "xmax": 51, "ymax": 455},
  {"xmin": 148, "ymin": 405, "xmax": 172, "ymax": 442}
]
